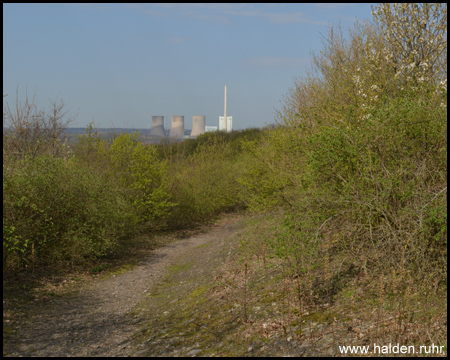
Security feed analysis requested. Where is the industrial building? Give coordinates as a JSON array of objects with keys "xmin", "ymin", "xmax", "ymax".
[
  {"xmin": 205, "ymin": 126, "xmax": 218, "ymax": 132},
  {"xmin": 219, "ymin": 116, "xmax": 232, "ymax": 132}
]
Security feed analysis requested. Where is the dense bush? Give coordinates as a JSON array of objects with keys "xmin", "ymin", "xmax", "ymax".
[
  {"xmin": 238, "ymin": 3, "xmax": 447, "ymax": 285},
  {"xmin": 3, "ymin": 112, "xmax": 263, "ymax": 271},
  {"xmin": 3, "ymin": 119, "xmax": 175, "ymax": 270},
  {"xmin": 3, "ymin": 155, "xmax": 127, "ymax": 269},
  {"xmin": 74, "ymin": 127, "xmax": 176, "ymax": 230},
  {"xmin": 164, "ymin": 133, "xmax": 246, "ymax": 228}
]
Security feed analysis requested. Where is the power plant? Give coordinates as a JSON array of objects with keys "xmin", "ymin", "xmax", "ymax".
[
  {"xmin": 148, "ymin": 85, "xmax": 231, "ymax": 139},
  {"xmin": 149, "ymin": 116, "xmax": 166, "ymax": 137},
  {"xmin": 190, "ymin": 115, "xmax": 206, "ymax": 137},
  {"xmin": 169, "ymin": 116, "xmax": 185, "ymax": 138},
  {"xmin": 149, "ymin": 114, "xmax": 231, "ymax": 138}
]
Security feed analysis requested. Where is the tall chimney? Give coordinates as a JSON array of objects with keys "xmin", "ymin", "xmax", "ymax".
[{"xmin": 224, "ymin": 85, "xmax": 227, "ymax": 132}]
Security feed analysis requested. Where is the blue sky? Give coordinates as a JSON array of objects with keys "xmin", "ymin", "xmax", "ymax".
[{"xmin": 3, "ymin": 3, "xmax": 374, "ymax": 130}]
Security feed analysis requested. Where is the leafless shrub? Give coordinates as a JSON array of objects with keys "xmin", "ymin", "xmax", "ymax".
[{"xmin": 3, "ymin": 86, "xmax": 77, "ymax": 159}]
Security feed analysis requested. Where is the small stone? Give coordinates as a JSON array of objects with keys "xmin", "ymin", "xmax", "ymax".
[
  {"xmin": 19, "ymin": 345, "xmax": 30, "ymax": 352},
  {"xmin": 187, "ymin": 348, "xmax": 202, "ymax": 356},
  {"xmin": 248, "ymin": 346, "xmax": 253, "ymax": 352}
]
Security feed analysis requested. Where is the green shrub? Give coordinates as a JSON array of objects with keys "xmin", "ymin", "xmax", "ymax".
[
  {"xmin": 107, "ymin": 132, "xmax": 175, "ymax": 228},
  {"xmin": 239, "ymin": 3, "xmax": 447, "ymax": 284},
  {"xmin": 74, "ymin": 127, "xmax": 176, "ymax": 228},
  {"xmin": 165, "ymin": 135, "xmax": 244, "ymax": 227},
  {"xmin": 3, "ymin": 155, "xmax": 127, "ymax": 269}
]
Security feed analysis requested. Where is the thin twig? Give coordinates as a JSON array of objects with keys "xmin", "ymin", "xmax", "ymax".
[
  {"xmin": 315, "ymin": 214, "xmax": 340, "ymax": 244},
  {"xmin": 421, "ymin": 186, "xmax": 447, "ymax": 211}
]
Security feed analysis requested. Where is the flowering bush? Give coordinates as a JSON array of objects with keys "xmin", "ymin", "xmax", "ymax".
[{"xmin": 241, "ymin": 3, "xmax": 447, "ymax": 282}]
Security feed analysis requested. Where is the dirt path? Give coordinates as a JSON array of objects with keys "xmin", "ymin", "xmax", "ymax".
[{"xmin": 3, "ymin": 218, "xmax": 244, "ymax": 357}]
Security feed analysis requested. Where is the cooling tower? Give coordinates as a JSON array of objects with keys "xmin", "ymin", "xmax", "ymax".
[
  {"xmin": 149, "ymin": 116, "xmax": 166, "ymax": 137},
  {"xmin": 169, "ymin": 116, "xmax": 185, "ymax": 138},
  {"xmin": 190, "ymin": 115, "xmax": 206, "ymax": 137}
]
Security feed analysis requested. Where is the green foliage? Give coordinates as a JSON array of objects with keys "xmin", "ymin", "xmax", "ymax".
[
  {"xmin": 425, "ymin": 203, "xmax": 447, "ymax": 244},
  {"xmin": 74, "ymin": 127, "xmax": 175, "ymax": 229},
  {"xmin": 238, "ymin": 125, "xmax": 305, "ymax": 211},
  {"xmin": 3, "ymin": 155, "xmax": 125, "ymax": 269},
  {"xmin": 165, "ymin": 135, "xmax": 244, "ymax": 227},
  {"xmin": 3, "ymin": 115, "xmax": 263, "ymax": 272},
  {"xmin": 3, "ymin": 120, "xmax": 178, "ymax": 271},
  {"xmin": 147, "ymin": 128, "xmax": 264, "ymax": 228},
  {"xmin": 239, "ymin": 3, "xmax": 447, "ymax": 284},
  {"xmin": 107, "ymin": 132, "xmax": 175, "ymax": 226},
  {"xmin": 155, "ymin": 128, "xmax": 263, "ymax": 160},
  {"xmin": 4, "ymin": 5, "xmax": 446, "ymax": 285}
]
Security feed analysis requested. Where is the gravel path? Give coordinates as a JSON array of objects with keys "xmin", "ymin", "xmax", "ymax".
[{"xmin": 3, "ymin": 219, "xmax": 243, "ymax": 357}]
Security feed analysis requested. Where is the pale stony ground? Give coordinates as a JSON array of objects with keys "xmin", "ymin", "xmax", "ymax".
[{"xmin": 3, "ymin": 219, "xmax": 243, "ymax": 357}]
